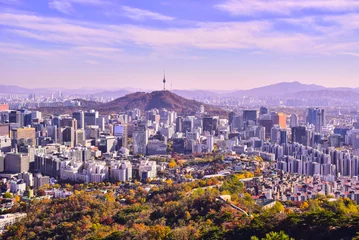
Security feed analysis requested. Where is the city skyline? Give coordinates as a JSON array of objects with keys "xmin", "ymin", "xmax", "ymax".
[{"xmin": 2, "ymin": 0, "xmax": 359, "ymax": 89}]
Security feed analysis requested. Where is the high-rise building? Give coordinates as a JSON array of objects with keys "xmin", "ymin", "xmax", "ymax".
[
  {"xmin": 84, "ymin": 110, "xmax": 99, "ymax": 127},
  {"xmin": 243, "ymin": 110, "xmax": 258, "ymax": 124},
  {"xmin": 73, "ymin": 111, "xmax": 85, "ymax": 129},
  {"xmin": 60, "ymin": 117, "xmax": 77, "ymax": 132},
  {"xmin": 133, "ymin": 126, "xmax": 148, "ymax": 155},
  {"xmin": 175, "ymin": 116, "xmax": 183, "ymax": 133},
  {"xmin": 306, "ymin": 108, "xmax": 325, "ymax": 133},
  {"xmin": 259, "ymin": 114, "xmax": 273, "ymax": 139},
  {"xmin": 228, "ymin": 112, "xmax": 235, "ymax": 126},
  {"xmin": 98, "ymin": 136, "xmax": 116, "ymax": 153},
  {"xmin": 279, "ymin": 129, "xmax": 288, "ymax": 144},
  {"xmin": 58, "ymin": 127, "xmax": 74, "ymax": 147},
  {"xmin": 4, "ymin": 153, "xmax": 30, "ymax": 173},
  {"xmin": 271, "ymin": 126, "xmax": 280, "ymax": 144},
  {"xmin": 203, "ymin": 116, "xmax": 219, "ymax": 134},
  {"xmin": 272, "ymin": 112, "xmax": 286, "ymax": 128},
  {"xmin": 290, "ymin": 114, "xmax": 298, "ymax": 128},
  {"xmin": 75, "ymin": 129, "xmax": 85, "ymax": 146},
  {"xmin": 182, "ymin": 117, "xmax": 193, "ymax": 133},
  {"xmin": 292, "ymin": 126, "xmax": 308, "ymax": 146},
  {"xmin": 207, "ymin": 135, "xmax": 214, "ymax": 152},
  {"xmin": 259, "ymin": 106, "xmax": 269, "ymax": 115},
  {"xmin": 11, "ymin": 127, "xmax": 36, "ymax": 147},
  {"xmin": 173, "ymin": 138, "xmax": 185, "ymax": 154},
  {"xmin": 113, "ymin": 124, "xmax": 128, "ymax": 149}
]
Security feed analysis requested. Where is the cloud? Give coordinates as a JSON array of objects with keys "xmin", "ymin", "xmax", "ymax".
[
  {"xmin": 85, "ymin": 60, "xmax": 99, "ymax": 64},
  {"xmin": 49, "ymin": 0, "xmax": 106, "ymax": 14},
  {"xmin": 49, "ymin": 1, "xmax": 73, "ymax": 14},
  {"xmin": 215, "ymin": 0, "xmax": 359, "ymax": 16},
  {"xmin": 1, "ymin": 10, "xmax": 359, "ymax": 59},
  {"xmin": 121, "ymin": 6, "xmax": 174, "ymax": 21},
  {"xmin": 340, "ymin": 52, "xmax": 359, "ymax": 57}
]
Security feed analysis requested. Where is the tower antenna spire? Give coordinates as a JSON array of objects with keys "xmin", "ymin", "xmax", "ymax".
[{"xmin": 163, "ymin": 69, "xmax": 166, "ymax": 91}]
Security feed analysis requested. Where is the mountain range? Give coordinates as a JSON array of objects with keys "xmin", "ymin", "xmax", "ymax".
[{"xmin": 2, "ymin": 81, "xmax": 359, "ymax": 99}]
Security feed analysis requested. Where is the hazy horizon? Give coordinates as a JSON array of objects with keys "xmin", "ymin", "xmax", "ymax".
[{"xmin": 2, "ymin": 0, "xmax": 359, "ymax": 89}]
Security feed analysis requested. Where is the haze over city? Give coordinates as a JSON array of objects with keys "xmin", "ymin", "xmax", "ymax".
[{"xmin": 2, "ymin": 0, "xmax": 359, "ymax": 89}]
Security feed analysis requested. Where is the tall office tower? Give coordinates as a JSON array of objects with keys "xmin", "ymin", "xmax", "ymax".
[
  {"xmin": 9, "ymin": 110, "xmax": 26, "ymax": 127},
  {"xmin": 97, "ymin": 116, "xmax": 105, "ymax": 131},
  {"xmin": 60, "ymin": 117, "xmax": 77, "ymax": 132},
  {"xmin": 46, "ymin": 125, "xmax": 58, "ymax": 143},
  {"xmin": 207, "ymin": 135, "xmax": 214, "ymax": 152},
  {"xmin": 231, "ymin": 115, "xmax": 243, "ymax": 131},
  {"xmin": 72, "ymin": 111, "xmax": 85, "ymax": 129},
  {"xmin": 255, "ymin": 126, "xmax": 266, "ymax": 140},
  {"xmin": 133, "ymin": 126, "xmax": 148, "ymax": 155},
  {"xmin": 259, "ymin": 114, "xmax": 273, "ymax": 139},
  {"xmin": 306, "ymin": 108, "xmax": 325, "ymax": 132},
  {"xmin": 4, "ymin": 153, "xmax": 30, "ymax": 173},
  {"xmin": 98, "ymin": 136, "xmax": 116, "ymax": 153},
  {"xmin": 271, "ymin": 125, "xmax": 280, "ymax": 144},
  {"xmin": 58, "ymin": 127, "xmax": 74, "ymax": 148},
  {"xmin": 113, "ymin": 124, "xmax": 128, "ymax": 149},
  {"xmin": 159, "ymin": 108, "xmax": 169, "ymax": 126},
  {"xmin": 272, "ymin": 112, "xmax": 286, "ymax": 128},
  {"xmin": 350, "ymin": 129, "xmax": 359, "ymax": 150},
  {"xmin": 279, "ymin": 129, "xmax": 288, "ymax": 144},
  {"xmin": 243, "ymin": 110, "xmax": 258, "ymax": 124},
  {"xmin": 182, "ymin": 117, "xmax": 193, "ymax": 133},
  {"xmin": 228, "ymin": 112, "xmax": 235, "ymax": 126},
  {"xmin": 290, "ymin": 114, "xmax": 298, "ymax": 127},
  {"xmin": 202, "ymin": 116, "xmax": 219, "ymax": 134},
  {"xmin": 11, "ymin": 127, "xmax": 36, "ymax": 147},
  {"xmin": 75, "ymin": 129, "xmax": 85, "ymax": 146},
  {"xmin": 31, "ymin": 111, "xmax": 42, "ymax": 121},
  {"xmin": 146, "ymin": 110, "xmax": 160, "ymax": 125},
  {"xmin": 200, "ymin": 105, "xmax": 205, "ymax": 114},
  {"xmin": 175, "ymin": 116, "xmax": 183, "ymax": 133},
  {"xmin": 128, "ymin": 108, "xmax": 141, "ymax": 121},
  {"xmin": 23, "ymin": 111, "xmax": 32, "ymax": 126},
  {"xmin": 292, "ymin": 126, "xmax": 308, "ymax": 146},
  {"xmin": 84, "ymin": 110, "xmax": 99, "ymax": 127},
  {"xmin": 259, "ymin": 106, "xmax": 269, "ymax": 116}
]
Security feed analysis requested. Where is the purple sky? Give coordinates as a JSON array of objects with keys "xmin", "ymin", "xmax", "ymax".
[{"xmin": 1, "ymin": 0, "xmax": 359, "ymax": 90}]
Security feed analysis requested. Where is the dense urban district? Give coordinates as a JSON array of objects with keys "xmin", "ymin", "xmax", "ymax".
[{"xmin": 2, "ymin": 87, "xmax": 359, "ymax": 239}]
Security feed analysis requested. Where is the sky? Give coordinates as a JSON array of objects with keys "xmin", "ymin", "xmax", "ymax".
[{"xmin": 1, "ymin": 0, "xmax": 359, "ymax": 90}]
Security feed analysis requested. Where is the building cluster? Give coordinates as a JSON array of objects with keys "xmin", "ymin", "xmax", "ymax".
[{"xmin": 2, "ymin": 102, "xmax": 359, "ymax": 201}]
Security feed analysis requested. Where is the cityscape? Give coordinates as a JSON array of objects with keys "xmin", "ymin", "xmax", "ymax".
[{"xmin": 2, "ymin": 0, "xmax": 359, "ymax": 239}]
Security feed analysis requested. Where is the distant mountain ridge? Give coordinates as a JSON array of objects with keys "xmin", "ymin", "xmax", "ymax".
[{"xmin": 3, "ymin": 81, "xmax": 359, "ymax": 99}]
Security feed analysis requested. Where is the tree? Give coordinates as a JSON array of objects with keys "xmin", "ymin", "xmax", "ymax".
[
  {"xmin": 149, "ymin": 225, "xmax": 170, "ymax": 240},
  {"xmin": 37, "ymin": 189, "xmax": 46, "ymax": 197},
  {"xmin": 3, "ymin": 192, "xmax": 12, "ymax": 198},
  {"xmin": 251, "ymin": 231, "xmax": 294, "ymax": 240},
  {"xmin": 168, "ymin": 159, "xmax": 177, "ymax": 168}
]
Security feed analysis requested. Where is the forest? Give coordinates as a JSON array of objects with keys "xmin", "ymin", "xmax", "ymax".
[{"xmin": 3, "ymin": 174, "xmax": 359, "ymax": 240}]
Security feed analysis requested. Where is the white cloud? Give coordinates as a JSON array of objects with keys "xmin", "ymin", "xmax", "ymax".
[
  {"xmin": 121, "ymin": 6, "xmax": 174, "ymax": 21},
  {"xmin": 49, "ymin": 0, "xmax": 107, "ymax": 14},
  {"xmin": 85, "ymin": 60, "xmax": 99, "ymax": 64},
  {"xmin": 1, "ymin": 11, "xmax": 359, "ymax": 59},
  {"xmin": 340, "ymin": 51, "xmax": 359, "ymax": 57},
  {"xmin": 216, "ymin": 0, "xmax": 359, "ymax": 16},
  {"xmin": 49, "ymin": 1, "xmax": 73, "ymax": 14}
]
